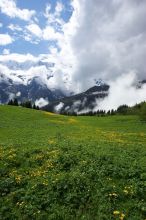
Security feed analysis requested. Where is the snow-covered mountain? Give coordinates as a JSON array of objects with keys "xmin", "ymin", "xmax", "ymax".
[
  {"xmin": 0, "ymin": 58, "xmax": 109, "ymax": 107},
  {"xmin": 0, "ymin": 58, "xmax": 67, "ymax": 106},
  {"xmin": 0, "ymin": 59, "xmax": 54, "ymax": 85},
  {"xmin": 0, "ymin": 62, "xmax": 109, "ymax": 108},
  {"xmin": 1, "ymin": 59, "xmax": 145, "ymax": 110},
  {"xmin": 0, "ymin": 72, "xmax": 65, "ymax": 106}
]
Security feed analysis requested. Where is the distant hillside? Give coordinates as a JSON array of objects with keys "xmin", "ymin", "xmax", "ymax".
[{"xmin": 43, "ymin": 84, "xmax": 109, "ymax": 113}]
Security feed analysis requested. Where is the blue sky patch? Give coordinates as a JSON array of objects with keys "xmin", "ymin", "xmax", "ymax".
[{"xmin": 0, "ymin": 0, "xmax": 73, "ymax": 55}]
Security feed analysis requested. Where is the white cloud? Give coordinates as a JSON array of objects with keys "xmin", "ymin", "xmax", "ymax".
[
  {"xmin": 44, "ymin": 4, "xmax": 51, "ymax": 19},
  {"xmin": 25, "ymin": 22, "xmax": 63, "ymax": 43},
  {"xmin": 16, "ymin": 91, "xmax": 21, "ymax": 97},
  {"xmin": 44, "ymin": 2, "xmax": 65, "ymax": 26},
  {"xmin": 43, "ymin": 26, "xmax": 62, "ymax": 41},
  {"xmin": 49, "ymin": 46, "xmax": 58, "ymax": 54},
  {"xmin": 43, "ymin": 0, "xmax": 146, "ymax": 94},
  {"xmin": 96, "ymin": 72, "xmax": 146, "ymax": 111},
  {"xmin": 26, "ymin": 65, "xmax": 52, "ymax": 86},
  {"xmin": 23, "ymin": 34, "xmax": 32, "ymax": 42},
  {"xmin": 3, "ymin": 49, "xmax": 10, "ymax": 55},
  {"xmin": 42, "ymin": 0, "xmax": 80, "ymax": 92},
  {"xmin": 55, "ymin": 2, "xmax": 64, "ymax": 16},
  {"xmin": 8, "ymin": 93, "xmax": 15, "ymax": 100},
  {"xmin": 8, "ymin": 24, "xmax": 22, "ymax": 31},
  {"xmin": 0, "ymin": 64, "xmax": 23, "ymax": 84},
  {"xmin": 35, "ymin": 98, "xmax": 49, "ymax": 108},
  {"xmin": 0, "ymin": 54, "xmax": 54, "ymax": 86},
  {"xmin": 26, "ymin": 24, "xmax": 42, "ymax": 38},
  {"xmin": 0, "ymin": 63, "xmax": 10, "ymax": 74},
  {"xmin": 72, "ymin": 100, "xmax": 81, "ymax": 112},
  {"xmin": 0, "ymin": 34, "xmax": 13, "ymax": 45},
  {"xmin": 67, "ymin": 0, "xmax": 146, "ymax": 92},
  {"xmin": 54, "ymin": 102, "xmax": 64, "ymax": 112},
  {"xmin": 0, "ymin": 53, "xmax": 37, "ymax": 63},
  {"xmin": 0, "ymin": 0, "xmax": 35, "ymax": 21}
]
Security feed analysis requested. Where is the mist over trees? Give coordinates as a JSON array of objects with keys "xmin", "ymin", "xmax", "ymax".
[{"xmin": 60, "ymin": 102, "xmax": 146, "ymax": 120}]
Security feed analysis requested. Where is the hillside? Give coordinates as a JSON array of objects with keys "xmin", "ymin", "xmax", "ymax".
[
  {"xmin": 43, "ymin": 84, "xmax": 109, "ymax": 113},
  {"xmin": 0, "ymin": 106, "xmax": 146, "ymax": 219}
]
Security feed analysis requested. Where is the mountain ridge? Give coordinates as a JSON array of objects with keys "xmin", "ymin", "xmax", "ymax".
[
  {"xmin": 0, "ymin": 73, "xmax": 65, "ymax": 105},
  {"xmin": 43, "ymin": 84, "xmax": 110, "ymax": 113}
]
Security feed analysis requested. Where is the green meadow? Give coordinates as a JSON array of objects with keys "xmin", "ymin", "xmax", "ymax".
[{"xmin": 0, "ymin": 105, "xmax": 146, "ymax": 220}]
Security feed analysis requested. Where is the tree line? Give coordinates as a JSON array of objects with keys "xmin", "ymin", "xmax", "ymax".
[
  {"xmin": 7, "ymin": 98, "xmax": 39, "ymax": 110},
  {"xmin": 7, "ymin": 98, "xmax": 146, "ymax": 121},
  {"xmin": 60, "ymin": 102, "xmax": 146, "ymax": 121},
  {"xmin": 60, "ymin": 109, "xmax": 116, "ymax": 116}
]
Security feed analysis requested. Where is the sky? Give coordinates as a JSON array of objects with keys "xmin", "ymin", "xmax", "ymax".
[
  {"xmin": 0, "ymin": 0, "xmax": 73, "ymax": 54},
  {"xmin": 0, "ymin": 0, "xmax": 146, "ymax": 107}
]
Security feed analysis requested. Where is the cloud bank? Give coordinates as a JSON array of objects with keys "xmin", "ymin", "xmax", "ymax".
[
  {"xmin": 67, "ymin": 0, "xmax": 146, "ymax": 91},
  {"xmin": 96, "ymin": 72, "xmax": 146, "ymax": 111}
]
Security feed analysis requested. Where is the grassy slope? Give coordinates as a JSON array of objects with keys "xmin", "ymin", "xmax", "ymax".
[{"xmin": 0, "ymin": 105, "xmax": 146, "ymax": 220}]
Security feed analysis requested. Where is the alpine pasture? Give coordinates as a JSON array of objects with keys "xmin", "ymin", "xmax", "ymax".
[{"xmin": 0, "ymin": 105, "xmax": 146, "ymax": 219}]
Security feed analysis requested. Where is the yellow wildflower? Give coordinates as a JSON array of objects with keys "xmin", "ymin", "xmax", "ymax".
[
  {"xmin": 45, "ymin": 112, "xmax": 55, "ymax": 116},
  {"xmin": 109, "ymin": 192, "xmax": 118, "ymax": 197},
  {"xmin": 68, "ymin": 118, "xmax": 77, "ymax": 124},
  {"xmin": 113, "ymin": 210, "xmax": 120, "ymax": 215},
  {"xmin": 123, "ymin": 189, "xmax": 128, "ymax": 194},
  {"xmin": 15, "ymin": 175, "xmax": 22, "ymax": 183},
  {"xmin": 120, "ymin": 213, "xmax": 125, "ymax": 220},
  {"xmin": 48, "ymin": 139, "xmax": 56, "ymax": 144}
]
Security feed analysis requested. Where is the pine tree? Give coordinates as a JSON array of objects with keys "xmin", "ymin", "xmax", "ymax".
[
  {"xmin": 32, "ymin": 103, "xmax": 36, "ymax": 109},
  {"xmin": 36, "ymin": 106, "xmax": 40, "ymax": 110},
  {"xmin": 13, "ymin": 98, "xmax": 18, "ymax": 106},
  {"xmin": 139, "ymin": 102, "xmax": 146, "ymax": 121},
  {"xmin": 8, "ymin": 99, "xmax": 13, "ymax": 105}
]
